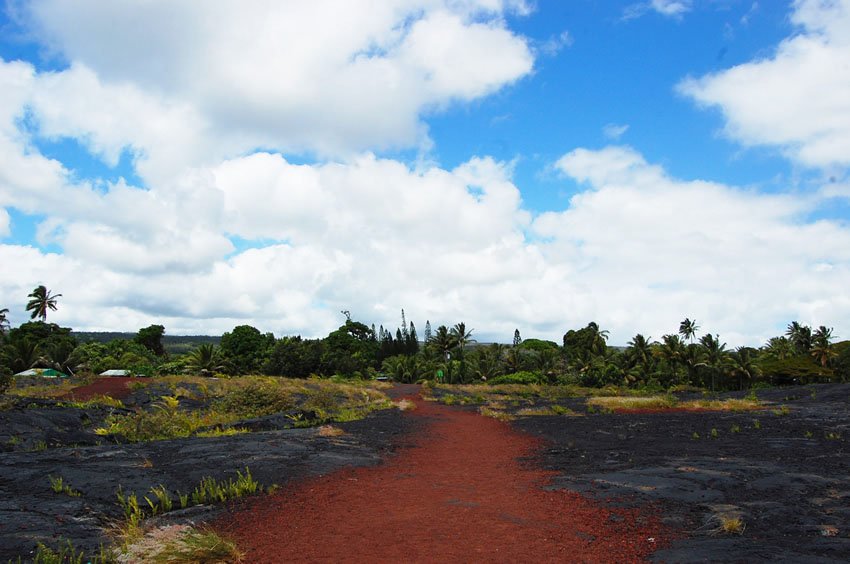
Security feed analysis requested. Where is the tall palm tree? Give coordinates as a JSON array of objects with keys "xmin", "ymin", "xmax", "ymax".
[
  {"xmin": 449, "ymin": 322, "xmax": 475, "ymax": 384},
  {"xmin": 656, "ymin": 334, "xmax": 685, "ymax": 385},
  {"xmin": 785, "ymin": 321, "xmax": 813, "ymax": 354},
  {"xmin": 586, "ymin": 322, "xmax": 610, "ymax": 355},
  {"xmin": 627, "ymin": 334, "xmax": 653, "ymax": 366},
  {"xmin": 679, "ymin": 318, "xmax": 699, "ymax": 343},
  {"xmin": 699, "ymin": 333, "xmax": 729, "ymax": 391},
  {"xmin": 681, "ymin": 343, "xmax": 705, "ymax": 387},
  {"xmin": 428, "ymin": 325, "xmax": 458, "ymax": 383},
  {"xmin": 450, "ymin": 322, "xmax": 475, "ymax": 352},
  {"xmin": 729, "ymin": 347, "xmax": 762, "ymax": 390},
  {"xmin": 811, "ymin": 326, "xmax": 836, "ymax": 368},
  {"xmin": 25, "ymin": 286, "xmax": 62, "ymax": 322},
  {"xmin": 429, "ymin": 325, "xmax": 457, "ymax": 359},
  {"xmin": 626, "ymin": 334, "xmax": 654, "ymax": 382}
]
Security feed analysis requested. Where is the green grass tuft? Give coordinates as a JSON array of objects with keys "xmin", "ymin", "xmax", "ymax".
[{"xmin": 49, "ymin": 475, "xmax": 81, "ymax": 497}]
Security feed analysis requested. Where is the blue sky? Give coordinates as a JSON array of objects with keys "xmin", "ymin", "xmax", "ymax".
[
  {"xmin": 0, "ymin": 0, "xmax": 848, "ymax": 345},
  {"xmin": 426, "ymin": 1, "xmax": 795, "ymax": 206}
]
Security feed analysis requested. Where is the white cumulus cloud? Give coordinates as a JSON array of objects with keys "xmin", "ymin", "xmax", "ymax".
[
  {"xmin": 651, "ymin": 0, "xmax": 692, "ymax": 17},
  {"xmin": 533, "ymin": 146, "xmax": 850, "ymax": 345},
  {"xmin": 2, "ymin": 0, "xmax": 849, "ymax": 347},
  {"xmin": 623, "ymin": 0, "xmax": 692, "ymax": 21},
  {"xmin": 2, "ymin": 143, "xmax": 850, "ymax": 346},
  {"xmin": 15, "ymin": 0, "xmax": 534, "ymax": 176},
  {"xmin": 679, "ymin": 0, "xmax": 850, "ymax": 170}
]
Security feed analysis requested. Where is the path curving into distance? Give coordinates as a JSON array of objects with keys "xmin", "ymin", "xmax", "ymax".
[{"xmin": 215, "ymin": 386, "xmax": 670, "ymax": 562}]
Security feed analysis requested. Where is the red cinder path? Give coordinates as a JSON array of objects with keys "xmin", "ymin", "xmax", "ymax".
[{"xmin": 216, "ymin": 387, "xmax": 670, "ymax": 563}]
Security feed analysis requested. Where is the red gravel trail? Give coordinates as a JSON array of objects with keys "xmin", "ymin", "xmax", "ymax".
[
  {"xmin": 61, "ymin": 376, "xmax": 137, "ymax": 401},
  {"xmin": 216, "ymin": 387, "xmax": 670, "ymax": 563}
]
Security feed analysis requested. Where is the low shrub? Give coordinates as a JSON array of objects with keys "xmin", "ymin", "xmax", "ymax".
[
  {"xmin": 681, "ymin": 398, "xmax": 761, "ymax": 411},
  {"xmin": 488, "ymin": 371, "xmax": 546, "ymax": 386},
  {"xmin": 214, "ymin": 381, "xmax": 294, "ymax": 418},
  {"xmin": 96, "ymin": 396, "xmax": 239, "ymax": 442},
  {"xmin": 587, "ymin": 395, "xmax": 676, "ymax": 411},
  {"xmin": 97, "ymin": 376, "xmax": 392, "ymax": 442},
  {"xmin": 708, "ymin": 514, "xmax": 746, "ymax": 536}
]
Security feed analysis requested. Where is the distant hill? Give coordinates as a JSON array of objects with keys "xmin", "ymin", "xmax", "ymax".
[{"xmin": 71, "ymin": 332, "xmax": 221, "ymax": 355}]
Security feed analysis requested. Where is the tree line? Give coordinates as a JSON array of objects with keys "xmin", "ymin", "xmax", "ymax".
[{"xmin": 2, "ymin": 287, "xmax": 849, "ymax": 391}]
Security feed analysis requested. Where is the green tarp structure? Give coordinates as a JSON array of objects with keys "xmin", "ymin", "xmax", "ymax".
[{"xmin": 13, "ymin": 368, "xmax": 69, "ymax": 378}]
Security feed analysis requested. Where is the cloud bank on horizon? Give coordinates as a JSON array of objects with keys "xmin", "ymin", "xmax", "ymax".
[{"xmin": 1, "ymin": 0, "xmax": 849, "ymax": 346}]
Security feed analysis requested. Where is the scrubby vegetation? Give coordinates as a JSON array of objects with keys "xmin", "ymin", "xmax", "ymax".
[
  {"xmin": 1, "ymin": 284, "xmax": 846, "ymax": 395},
  {"xmin": 93, "ymin": 377, "xmax": 392, "ymax": 442},
  {"xmin": 116, "ymin": 468, "xmax": 265, "ymax": 550},
  {"xmin": 12, "ymin": 541, "xmax": 114, "ymax": 564},
  {"xmin": 116, "ymin": 525, "xmax": 241, "ymax": 564}
]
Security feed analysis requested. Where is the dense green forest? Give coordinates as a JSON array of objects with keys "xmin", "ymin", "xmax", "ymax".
[
  {"xmin": 2, "ymin": 288, "xmax": 848, "ymax": 392},
  {"xmin": 73, "ymin": 332, "xmax": 221, "ymax": 355}
]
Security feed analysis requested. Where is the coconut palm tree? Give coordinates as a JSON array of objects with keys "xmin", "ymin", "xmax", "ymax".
[
  {"xmin": 428, "ymin": 325, "xmax": 457, "ymax": 381},
  {"xmin": 811, "ymin": 326, "xmax": 836, "ymax": 368},
  {"xmin": 429, "ymin": 325, "xmax": 457, "ymax": 358},
  {"xmin": 450, "ymin": 322, "xmax": 476, "ymax": 383},
  {"xmin": 25, "ymin": 286, "xmax": 62, "ymax": 322},
  {"xmin": 728, "ymin": 347, "xmax": 762, "ymax": 390},
  {"xmin": 679, "ymin": 318, "xmax": 699, "ymax": 343},
  {"xmin": 699, "ymin": 333, "xmax": 730, "ymax": 391},
  {"xmin": 450, "ymin": 322, "xmax": 475, "ymax": 352},
  {"xmin": 586, "ymin": 322, "xmax": 609, "ymax": 355},
  {"xmin": 681, "ymin": 343, "xmax": 705, "ymax": 387},
  {"xmin": 763, "ymin": 336, "xmax": 793, "ymax": 360},
  {"xmin": 625, "ymin": 334, "xmax": 655, "ymax": 384},
  {"xmin": 627, "ymin": 334, "xmax": 653, "ymax": 368},
  {"xmin": 655, "ymin": 334, "xmax": 685, "ymax": 386},
  {"xmin": 785, "ymin": 321, "xmax": 813, "ymax": 354}
]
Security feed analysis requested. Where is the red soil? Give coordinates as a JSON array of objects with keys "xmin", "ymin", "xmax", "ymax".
[
  {"xmin": 61, "ymin": 376, "xmax": 137, "ymax": 401},
  {"xmin": 216, "ymin": 394, "xmax": 672, "ymax": 563}
]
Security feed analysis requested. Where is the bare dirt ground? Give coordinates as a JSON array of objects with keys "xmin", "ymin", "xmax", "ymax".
[
  {"xmin": 215, "ymin": 386, "xmax": 668, "ymax": 563},
  {"xmin": 60, "ymin": 377, "xmax": 137, "ymax": 401},
  {"xmin": 2, "ymin": 380, "xmax": 849, "ymax": 562}
]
